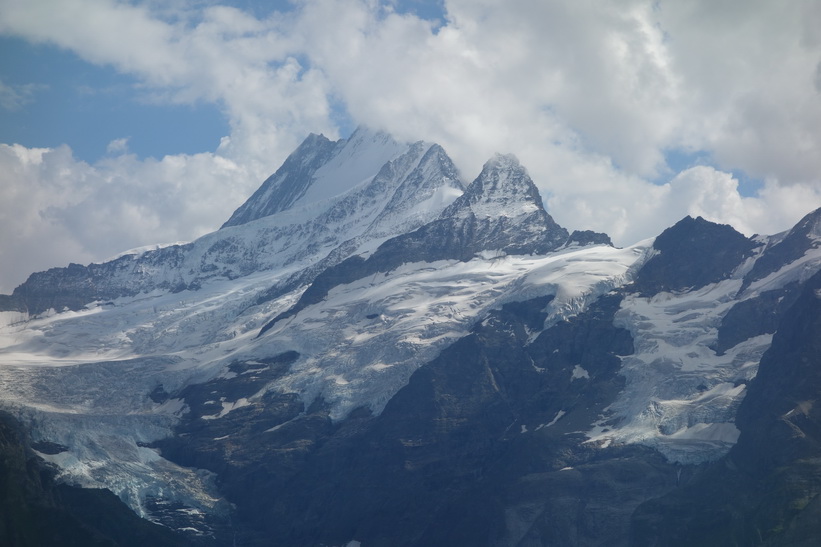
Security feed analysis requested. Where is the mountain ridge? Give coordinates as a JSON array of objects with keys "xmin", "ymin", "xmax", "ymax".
[
  {"xmin": 258, "ymin": 151, "xmax": 571, "ymax": 335},
  {"xmin": 221, "ymin": 132, "xmax": 339, "ymax": 228},
  {"xmin": 0, "ymin": 129, "xmax": 462, "ymax": 316}
]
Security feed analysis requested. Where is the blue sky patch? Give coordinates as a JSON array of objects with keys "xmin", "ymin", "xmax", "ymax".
[{"xmin": 0, "ymin": 36, "xmax": 229, "ymax": 162}]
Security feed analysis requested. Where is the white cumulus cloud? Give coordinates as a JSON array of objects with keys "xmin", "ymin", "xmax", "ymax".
[{"xmin": 0, "ymin": 142, "xmax": 253, "ymax": 292}]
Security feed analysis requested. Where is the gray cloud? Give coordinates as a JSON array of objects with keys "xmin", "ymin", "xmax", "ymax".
[{"xmin": 814, "ymin": 61, "xmax": 821, "ymax": 93}]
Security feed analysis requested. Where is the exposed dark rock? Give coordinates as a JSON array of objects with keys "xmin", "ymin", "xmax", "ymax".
[
  {"xmin": 632, "ymin": 216, "xmax": 759, "ymax": 295},
  {"xmin": 566, "ymin": 229, "xmax": 613, "ymax": 247},
  {"xmin": 712, "ymin": 282, "xmax": 802, "ymax": 354},
  {"xmin": 734, "ymin": 269, "xmax": 821, "ymax": 473},
  {"xmin": 149, "ymin": 385, "xmax": 171, "ymax": 404},
  {"xmin": 30, "ymin": 440, "xmax": 69, "ymax": 455},
  {"xmin": 160, "ymin": 292, "xmax": 689, "ymax": 546},
  {"xmin": 155, "ymin": 352, "xmax": 303, "ymax": 472},
  {"xmin": 153, "ymin": 352, "xmax": 320, "ymax": 526}
]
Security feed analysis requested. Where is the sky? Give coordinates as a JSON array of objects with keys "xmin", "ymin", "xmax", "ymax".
[{"xmin": 1, "ymin": 0, "xmax": 821, "ymax": 294}]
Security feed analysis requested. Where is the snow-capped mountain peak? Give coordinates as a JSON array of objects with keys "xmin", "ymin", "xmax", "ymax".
[
  {"xmin": 0, "ymin": 129, "xmax": 461, "ymax": 316},
  {"xmin": 444, "ymin": 153, "xmax": 540, "ymax": 219},
  {"xmin": 221, "ymin": 132, "xmax": 337, "ymax": 228},
  {"xmin": 222, "ymin": 126, "xmax": 408, "ymax": 229},
  {"xmin": 429, "ymin": 151, "xmax": 569, "ymax": 256}
]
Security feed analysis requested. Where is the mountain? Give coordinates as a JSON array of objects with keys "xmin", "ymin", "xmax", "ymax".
[
  {"xmin": 2, "ymin": 128, "xmax": 821, "ymax": 546},
  {"xmin": 258, "ymin": 152, "xmax": 571, "ymax": 334},
  {"xmin": 0, "ymin": 128, "xmax": 463, "ymax": 316},
  {"xmin": 222, "ymin": 128, "xmax": 410, "ymax": 228}
]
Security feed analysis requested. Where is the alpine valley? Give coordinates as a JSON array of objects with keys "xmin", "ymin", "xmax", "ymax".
[{"xmin": 2, "ymin": 127, "xmax": 821, "ymax": 546}]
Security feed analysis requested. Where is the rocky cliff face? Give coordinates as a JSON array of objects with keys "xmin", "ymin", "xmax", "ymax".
[
  {"xmin": 743, "ymin": 207, "xmax": 821, "ymax": 289},
  {"xmin": 2, "ymin": 128, "xmax": 821, "ymax": 546},
  {"xmin": 631, "ymin": 215, "xmax": 759, "ymax": 295}
]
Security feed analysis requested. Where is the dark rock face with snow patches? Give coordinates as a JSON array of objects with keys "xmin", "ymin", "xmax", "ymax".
[{"xmin": 2, "ymin": 127, "xmax": 821, "ymax": 546}]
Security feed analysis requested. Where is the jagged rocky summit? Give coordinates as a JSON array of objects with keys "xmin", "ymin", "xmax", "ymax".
[{"xmin": 1, "ymin": 127, "xmax": 821, "ymax": 546}]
